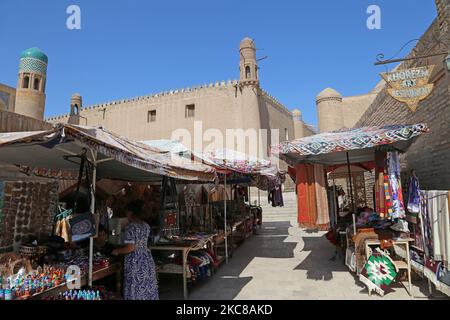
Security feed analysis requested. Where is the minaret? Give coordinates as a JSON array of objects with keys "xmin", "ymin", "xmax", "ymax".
[
  {"xmin": 68, "ymin": 93, "xmax": 82, "ymax": 125},
  {"xmin": 14, "ymin": 47, "xmax": 48, "ymax": 120},
  {"xmin": 239, "ymin": 37, "xmax": 259, "ymax": 85},
  {"xmin": 238, "ymin": 37, "xmax": 263, "ymax": 158}
]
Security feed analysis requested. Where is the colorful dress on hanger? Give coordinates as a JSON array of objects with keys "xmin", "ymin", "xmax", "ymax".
[
  {"xmin": 123, "ymin": 222, "xmax": 159, "ymax": 300},
  {"xmin": 407, "ymin": 176, "xmax": 420, "ymax": 214},
  {"xmin": 387, "ymin": 152, "xmax": 405, "ymax": 219}
]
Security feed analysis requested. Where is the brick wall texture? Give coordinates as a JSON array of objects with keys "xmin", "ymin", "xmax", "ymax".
[
  {"xmin": 356, "ymin": 19, "xmax": 450, "ymax": 190},
  {"xmin": 0, "ymin": 180, "xmax": 59, "ymax": 253}
]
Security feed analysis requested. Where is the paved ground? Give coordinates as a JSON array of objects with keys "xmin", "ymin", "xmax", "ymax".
[{"xmin": 159, "ymin": 192, "xmax": 443, "ymax": 300}]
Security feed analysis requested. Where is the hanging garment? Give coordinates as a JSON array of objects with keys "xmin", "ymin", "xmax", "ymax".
[
  {"xmin": 387, "ymin": 152, "xmax": 405, "ymax": 219},
  {"xmin": 374, "ymin": 151, "xmax": 387, "ymax": 217},
  {"xmin": 430, "ymin": 191, "xmax": 450, "ymax": 269},
  {"xmin": 419, "ymin": 191, "xmax": 434, "ymax": 259},
  {"xmin": 327, "ymin": 188, "xmax": 338, "ymax": 227},
  {"xmin": 313, "ymin": 164, "xmax": 330, "ymax": 230},
  {"xmin": 420, "ymin": 190, "xmax": 450, "ymax": 270},
  {"xmin": 407, "ymin": 175, "xmax": 421, "ymax": 214},
  {"xmin": 268, "ymin": 185, "xmax": 284, "ymax": 207},
  {"xmin": 295, "ymin": 164, "xmax": 318, "ymax": 229}
]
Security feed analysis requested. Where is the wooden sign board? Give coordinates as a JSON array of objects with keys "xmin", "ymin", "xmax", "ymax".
[{"xmin": 381, "ymin": 65, "xmax": 435, "ymax": 112}]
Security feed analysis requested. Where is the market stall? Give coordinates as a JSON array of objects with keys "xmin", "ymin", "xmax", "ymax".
[
  {"xmin": 0, "ymin": 124, "xmax": 216, "ymax": 300},
  {"xmin": 139, "ymin": 141, "xmax": 284, "ymax": 298},
  {"xmin": 272, "ymin": 123, "xmax": 431, "ymax": 296},
  {"xmin": 192, "ymin": 147, "xmax": 284, "ymax": 256}
]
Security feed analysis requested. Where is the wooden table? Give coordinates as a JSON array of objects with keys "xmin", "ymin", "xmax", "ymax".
[
  {"xmin": 27, "ymin": 262, "xmax": 122, "ymax": 300},
  {"xmin": 364, "ymin": 238, "xmax": 414, "ymax": 296},
  {"xmin": 150, "ymin": 236, "xmax": 214, "ymax": 299}
]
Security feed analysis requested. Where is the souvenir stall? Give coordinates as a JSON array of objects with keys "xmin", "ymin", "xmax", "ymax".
[
  {"xmin": 0, "ymin": 124, "xmax": 216, "ymax": 300},
  {"xmin": 139, "ymin": 142, "xmax": 284, "ymax": 298},
  {"xmin": 405, "ymin": 176, "xmax": 450, "ymax": 297},
  {"xmin": 273, "ymin": 123, "xmax": 429, "ymax": 296},
  {"xmin": 192, "ymin": 148, "xmax": 284, "ymax": 261}
]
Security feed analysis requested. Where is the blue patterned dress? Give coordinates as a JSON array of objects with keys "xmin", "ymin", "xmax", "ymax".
[{"xmin": 123, "ymin": 222, "xmax": 159, "ymax": 300}]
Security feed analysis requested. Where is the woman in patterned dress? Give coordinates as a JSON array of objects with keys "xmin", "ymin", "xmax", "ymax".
[{"xmin": 111, "ymin": 200, "xmax": 159, "ymax": 300}]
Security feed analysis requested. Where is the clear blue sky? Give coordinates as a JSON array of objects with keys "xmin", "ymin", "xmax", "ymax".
[{"xmin": 0, "ymin": 0, "xmax": 437, "ymax": 126}]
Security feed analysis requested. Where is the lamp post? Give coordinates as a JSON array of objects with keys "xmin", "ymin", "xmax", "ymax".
[{"xmin": 445, "ymin": 54, "xmax": 450, "ymax": 72}]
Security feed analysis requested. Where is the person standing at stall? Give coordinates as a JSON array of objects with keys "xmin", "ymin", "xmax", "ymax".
[{"xmin": 111, "ymin": 199, "xmax": 159, "ymax": 300}]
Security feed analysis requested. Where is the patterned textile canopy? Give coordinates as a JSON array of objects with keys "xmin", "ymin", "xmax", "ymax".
[
  {"xmin": 272, "ymin": 123, "xmax": 429, "ymax": 166},
  {"xmin": 0, "ymin": 124, "xmax": 216, "ymax": 182},
  {"xmin": 141, "ymin": 141, "xmax": 285, "ymax": 189},
  {"xmin": 194, "ymin": 149, "xmax": 276, "ymax": 175}
]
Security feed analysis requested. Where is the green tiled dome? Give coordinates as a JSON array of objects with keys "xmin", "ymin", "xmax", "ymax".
[{"xmin": 20, "ymin": 47, "xmax": 48, "ymax": 64}]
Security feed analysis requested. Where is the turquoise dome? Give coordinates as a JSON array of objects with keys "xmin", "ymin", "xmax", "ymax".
[{"xmin": 20, "ymin": 47, "xmax": 48, "ymax": 64}]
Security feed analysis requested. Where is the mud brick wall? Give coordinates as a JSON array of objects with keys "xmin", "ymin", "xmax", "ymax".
[
  {"xmin": 0, "ymin": 180, "xmax": 59, "ymax": 253},
  {"xmin": 0, "ymin": 109, "xmax": 52, "ymax": 133}
]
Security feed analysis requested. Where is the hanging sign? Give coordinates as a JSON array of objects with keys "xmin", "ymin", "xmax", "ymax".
[{"xmin": 380, "ymin": 65, "xmax": 435, "ymax": 112}]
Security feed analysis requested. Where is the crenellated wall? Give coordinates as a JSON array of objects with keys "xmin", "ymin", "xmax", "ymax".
[{"xmin": 46, "ymin": 80, "xmax": 312, "ymax": 160}]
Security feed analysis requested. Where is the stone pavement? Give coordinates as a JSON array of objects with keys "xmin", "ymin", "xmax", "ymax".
[{"xmin": 159, "ymin": 192, "xmax": 441, "ymax": 300}]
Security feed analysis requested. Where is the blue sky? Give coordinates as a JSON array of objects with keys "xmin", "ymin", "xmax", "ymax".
[{"xmin": 0, "ymin": 0, "xmax": 437, "ymax": 126}]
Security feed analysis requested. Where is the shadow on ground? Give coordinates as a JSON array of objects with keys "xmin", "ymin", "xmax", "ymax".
[
  {"xmin": 159, "ymin": 221, "xmax": 296, "ymax": 300},
  {"xmin": 294, "ymin": 235, "xmax": 348, "ymax": 281}
]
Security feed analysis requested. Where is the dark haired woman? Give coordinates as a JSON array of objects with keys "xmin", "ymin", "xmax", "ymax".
[{"xmin": 111, "ymin": 200, "xmax": 159, "ymax": 300}]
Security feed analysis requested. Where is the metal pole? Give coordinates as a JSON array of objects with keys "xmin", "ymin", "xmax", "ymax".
[
  {"xmin": 332, "ymin": 180, "xmax": 337, "ymax": 227},
  {"xmin": 88, "ymin": 149, "xmax": 97, "ymax": 288},
  {"xmin": 224, "ymin": 174, "xmax": 228, "ymax": 264},
  {"xmin": 346, "ymin": 152, "xmax": 355, "ymax": 212}
]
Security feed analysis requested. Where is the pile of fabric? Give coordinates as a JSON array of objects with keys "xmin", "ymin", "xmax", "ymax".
[{"xmin": 176, "ymin": 249, "xmax": 219, "ymax": 282}]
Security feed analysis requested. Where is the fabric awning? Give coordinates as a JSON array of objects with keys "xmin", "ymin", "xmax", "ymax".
[
  {"xmin": 141, "ymin": 140, "xmax": 285, "ymax": 189},
  {"xmin": 0, "ymin": 124, "xmax": 216, "ymax": 182},
  {"xmin": 271, "ymin": 123, "xmax": 429, "ymax": 166}
]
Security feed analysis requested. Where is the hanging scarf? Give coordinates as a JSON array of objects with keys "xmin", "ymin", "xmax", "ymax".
[
  {"xmin": 387, "ymin": 151, "xmax": 405, "ymax": 219},
  {"xmin": 375, "ymin": 152, "xmax": 388, "ymax": 217},
  {"xmin": 407, "ymin": 175, "xmax": 420, "ymax": 214}
]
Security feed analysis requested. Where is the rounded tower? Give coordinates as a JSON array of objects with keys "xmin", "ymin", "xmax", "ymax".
[
  {"xmin": 14, "ymin": 47, "xmax": 48, "ymax": 120},
  {"xmin": 316, "ymin": 87, "xmax": 344, "ymax": 133},
  {"xmin": 292, "ymin": 109, "xmax": 305, "ymax": 139},
  {"xmin": 68, "ymin": 93, "xmax": 82, "ymax": 125},
  {"xmin": 292, "ymin": 109, "xmax": 302, "ymax": 122}
]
